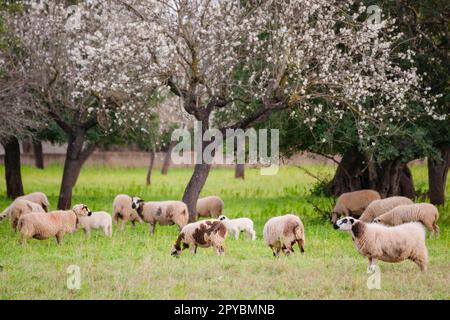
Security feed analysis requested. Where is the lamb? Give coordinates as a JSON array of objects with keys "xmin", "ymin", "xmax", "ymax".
[
  {"xmin": 8, "ymin": 199, "xmax": 45, "ymax": 231},
  {"xmin": 218, "ymin": 215, "xmax": 256, "ymax": 240},
  {"xmin": 112, "ymin": 194, "xmax": 142, "ymax": 230},
  {"xmin": 263, "ymin": 214, "xmax": 305, "ymax": 256},
  {"xmin": 78, "ymin": 211, "xmax": 113, "ymax": 237},
  {"xmin": 331, "ymin": 189, "xmax": 381, "ymax": 224},
  {"xmin": 132, "ymin": 197, "xmax": 189, "ymax": 234},
  {"xmin": 334, "ymin": 216, "xmax": 428, "ymax": 272},
  {"xmin": 359, "ymin": 196, "xmax": 414, "ymax": 222},
  {"xmin": 196, "ymin": 196, "xmax": 224, "ymax": 218},
  {"xmin": 374, "ymin": 203, "xmax": 439, "ymax": 238},
  {"xmin": 0, "ymin": 191, "xmax": 50, "ymax": 221},
  {"xmin": 170, "ymin": 219, "xmax": 228, "ymax": 256},
  {"xmin": 18, "ymin": 204, "xmax": 92, "ymax": 245}
]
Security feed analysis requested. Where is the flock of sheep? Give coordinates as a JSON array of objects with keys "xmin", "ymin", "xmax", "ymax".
[{"xmin": 0, "ymin": 189, "xmax": 441, "ymax": 272}]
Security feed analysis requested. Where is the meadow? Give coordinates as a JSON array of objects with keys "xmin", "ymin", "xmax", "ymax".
[{"xmin": 0, "ymin": 164, "xmax": 449, "ymax": 299}]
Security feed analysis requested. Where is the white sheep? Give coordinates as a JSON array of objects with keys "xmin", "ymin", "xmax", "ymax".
[
  {"xmin": 263, "ymin": 214, "xmax": 305, "ymax": 256},
  {"xmin": 374, "ymin": 203, "xmax": 439, "ymax": 238},
  {"xmin": 6, "ymin": 199, "xmax": 45, "ymax": 231},
  {"xmin": 331, "ymin": 189, "xmax": 381, "ymax": 223},
  {"xmin": 132, "ymin": 197, "xmax": 189, "ymax": 234},
  {"xmin": 78, "ymin": 211, "xmax": 113, "ymax": 237},
  {"xmin": 170, "ymin": 219, "xmax": 228, "ymax": 256},
  {"xmin": 196, "ymin": 196, "xmax": 224, "ymax": 218},
  {"xmin": 18, "ymin": 204, "xmax": 92, "ymax": 245},
  {"xmin": 334, "ymin": 216, "xmax": 428, "ymax": 272},
  {"xmin": 112, "ymin": 194, "xmax": 142, "ymax": 230},
  {"xmin": 0, "ymin": 191, "xmax": 50, "ymax": 221},
  {"xmin": 218, "ymin": 215, "xmax": 256, "ymax": 240},
  {"xmin": 359, "ymin": 196, "xmax": 414, "ymax": 222}
]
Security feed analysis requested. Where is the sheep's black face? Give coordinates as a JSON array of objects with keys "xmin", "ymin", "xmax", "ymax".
[
  {"xmin": 170, "ymin": 246, "xmax": 181, "ymax": 257},
  {"xmin": 373, "ymin": 218, "xmax": 381, "ymax": 224},
  {"xmin": 131, "ymin": 197, "xmax": 144, "ymax": 210},
  {"xmin": 73, "ymin": 204, "xmax": 92, "ymax": 217},
  {"xmin": 218, "ymin": 215, "xmax": 226, "ymax": 221},
  {"xmin": 334, "ymin": 217, "xmax": 356, "ymax": 231}
]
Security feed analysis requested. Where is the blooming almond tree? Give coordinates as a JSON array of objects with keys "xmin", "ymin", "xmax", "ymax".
[
  {"xmin": 114, "ymin": 0, "xmax": 437, "ymax": 219},
  {"xmin": 5, "ymin": 1, "xmax": 157, "ymax": 208}
]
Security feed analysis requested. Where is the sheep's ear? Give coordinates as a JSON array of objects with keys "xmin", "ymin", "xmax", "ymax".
[{"xmin": 26, "ymin": 204, "xmax": 33, "ymax": 211}]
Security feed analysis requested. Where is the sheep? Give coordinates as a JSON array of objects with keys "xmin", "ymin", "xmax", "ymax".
[
  {"xmin": 78, "ymin": 211, "xmax": 113, "ymax": 238},
  {"xmin": 359, "ymin": 196, "xmax": 414, "ymax": 222},
  {"xmin": 0, "ymin": 191, "xmax": 50, "ymax": 221},
  {"xmin": 263, "ymin": 214, "xmax": 305, "ymax": 256},
  {"xmin": 112, "ymin": 194, "xmax": 142, "ymax": 230},
  {"xmin": 196, "ymin": 196, "xmax": 224, "ymax": 218},
  {"xmin": 18, "ymin": 204, "xmax": 92, "ymax": 245},
  {"xmin": 18, "ymin": 192, "xmax": 50, "ymax": 212},
  {"xmin": 374, "ymin": 203, "xmax": 439, "ymax": 238},
  {"xmin": 331, "ymin": 189, "xmax": 381, "ymax": 224},
  {"xmin": 218, "ymin": 215, "xmax": 256, "ymax": 240},
  {"xmin": 132, "ymin": 197, "xmax": 189, "ymax": 234},
  {"xmin": 170, "ymin": 219, "xmax": 228, "ymax": 256},
  {"xmin": 8, "ymin": 199, "xmax": 45, "ymax": 232},
  {"xmin": 334, "ymin": 216, "xmax": 428, "ymax": 272}
]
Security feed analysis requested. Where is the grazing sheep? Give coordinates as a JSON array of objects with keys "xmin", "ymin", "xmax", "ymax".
[
  {"xmin": 359, "ymin": 196, "xmax": 414, "ymax": 222},
  {"xmin": 112, "ymin": 194, "xmax": 142, "ymax": 230},
  {"xmin": 334, "ymin": 216, "xmax": 428, "ymax": 272},
  {"xmin": 18, "ymin": 192, "xmax": 50, "ymax": 212},
  {"xmin": 0, "ymin": 191, "xmax": 50, "ymax": 222},
  {"xmin": 170, "ymin": 219, "xmax": 228, "ymax": 256},
  {"xmin": 132, "ymin": 197, "xmax": 189, "ymax": 234},
  {"xmin": 196, "ymin": 196, "xmax": 224, "ymax": 218},
  {"xmin": 331, "ymin": 189, "xmax": 381, "ymax": 224},
  {"xmin": 218, "ymin": 215, "xmax": 256, "ymax": 240},
  {"xmin": 78, "ymin": 211, "xmax": 113, "ymax": 237},
  {"xmin": 374, "ymin": 203, "xmax": 439, "ymax": 238},
  {"xmin": 263, "ymin": 214, "xmax": 305, "ymax": 256},
  {"xmin": 18, "ymin": 204, "xmax": 92, "ymax": 245},
  {"xmin": 8, "ymin": 199, "xmax": 45, "ymax": 231}
]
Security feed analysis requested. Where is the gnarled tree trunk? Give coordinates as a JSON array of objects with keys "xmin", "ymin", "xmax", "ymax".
[
  {"xmin": 161, "ymin": 140, "xmax": 176, "ymax": 175},
  {"xmin": 428, "ymin": 145, "xmax": 450, "ymax": 205},
  {"xmin": 235, "ymin": 163, "xmax": 245, "ymax": 179},
  {"xmin": 57, "ymin": 130, "xmax": 95, "ymax": 209},
  {"xmin": 33, "ymin": 140, "xmax": 44, "ymax": 169},
  {"xmin": 2, "ymin": 137, "xmax": 24, "ymax": 199},
  {"xmin": 146, "ymin": 151, "xmax": 156, "ymax": 186},
  {"xmin": 182, "ymin": 163, "xmax": 211, "ymax": 222},
  {"xmin": 399, "ymin": 164, "xmax": 416, "ymax": 199}
]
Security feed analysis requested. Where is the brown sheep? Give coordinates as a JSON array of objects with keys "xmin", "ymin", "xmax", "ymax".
[
  {"xmin": 196, "ymin": 196, "xmax": 224, "ymax": 218},
  {"xmin": 331, "ymin": 189, "xmax": 381, "ymax": 223}
]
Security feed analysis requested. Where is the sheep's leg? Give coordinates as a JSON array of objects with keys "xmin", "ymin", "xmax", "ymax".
[
  {"xmin": 190, "ymin": 245, "xmax": 197, "ymax": 255},
  {"xmin": 83, "ymin": 228, "xmax": 90, "ymax": 239},
  {"xmin": 215, "ymin": 245, "xmax": 223, "ymax": 256},
  {"xmin": 19, "ymin": 233, "xmax": 28, "ymax": 246},
  {"xmin": 11, "ymin": 218, "xmax": 18, "ymax": 232},
  {"xmin": 249, "ymin": 229, "xmax": 256, "ymax": 240},
  {"xmin": 120, "ymin": 219, "xmax": 126, "ymax": 231},
  {"xmin": 367, "ymin": 257, "xmax": 377, "ymax": 273},
  {"xmin": 297, "ymin": 239, "xmax": 305, "ymax": 253},
  {"xmin": 433, "ymin": 223, "xmax": 440, "ymax": 238},
  {"xmin": 150, "ymin": 223, "xmax": 156, "ymax": 235},
  {"xmin": 55, "ymin": 232, "xmax": 64, "ymax": 245},
  {"xmin": 113, "ymin": 212, "xmax": 119, "ymax": 225},
  {"xmin": 234, "ymin": 230, "xmax": 239, "ymax": 240}
]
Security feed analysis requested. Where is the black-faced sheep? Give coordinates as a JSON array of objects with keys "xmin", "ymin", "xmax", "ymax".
[
  {"xmin": 218, "ymin": 215, "xmax": 256, "ymax": 240},
  {"xmin": 359, "ymin": 196, "xmax": 414, "ymax": 222},
  {"xmin": 18, "ymin": 204, "xmax": 92, "ymax": 245},
  {"xmin": 196, "ymin": 196, "xmax": 224, "ymax": 218},
  {"xmin": 374, "ymin": 203, "xmax": 439, "ymax": 238},
  {"xmin": 132, "ymin": 197, "xmax": 189, "ymax": 234},
  {"xmin": 112, "ymin": 194, "xmax": 142, "ymax": 230},
  {"xmin": 334, "ymin": 216, "xmax": 428, "ymax": 272},
  {"xmin": 78, "ymin": 211, "xmax": 113, "ymax": 237},
  {"xmin": 331, "ymin": 189, "xmax": 381, "ymax": 224},
  {"xmin": 170, "ymin": 219, "xmax": 228, "ymax": 256},
  {"xmin": 263, "ymin": 214, "xmax": 305, "ymax": 256}
]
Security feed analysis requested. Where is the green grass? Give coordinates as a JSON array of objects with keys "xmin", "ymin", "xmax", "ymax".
[{"xmin": 0, "ymin": 164, "xmax": 449, "ymax": 299}]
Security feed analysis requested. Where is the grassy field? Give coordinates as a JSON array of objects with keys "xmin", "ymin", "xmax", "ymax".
[{"xmin": 0, "ymin": 164, "xmax": 449, "ymax": 299}]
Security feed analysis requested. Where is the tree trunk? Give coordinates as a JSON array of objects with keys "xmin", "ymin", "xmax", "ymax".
[
  {"xmin": 399, "ymin": 164, "xmax": 416, "ymax": 199},
  {"xmin": 57, "ymin": 131, "xmax": 95, "ymax": 209},
  {"xmin": 33, "ymin": 140, "xmax": 44, "ymax": 169},
  {"xmin": 161, "ymin": 140, "xmax": 176, "ymax": 175},
  {"xmin": 182, "ymin": 163, "xmax": 212, "ymax": 222},
  {"xmin": 235, "ymin": 163, "xmax": 245, "ymax": 179},
  {"xmin": 146, "ymin": 151, "xmax": 156, "ymax": 186},
  {"xmin": 428, "ymin": 145, "xmax": 450, "ymax": 205},
  {"xmin": 2, "ymin": 137, "xmax": 24, "ymax": 199}
]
